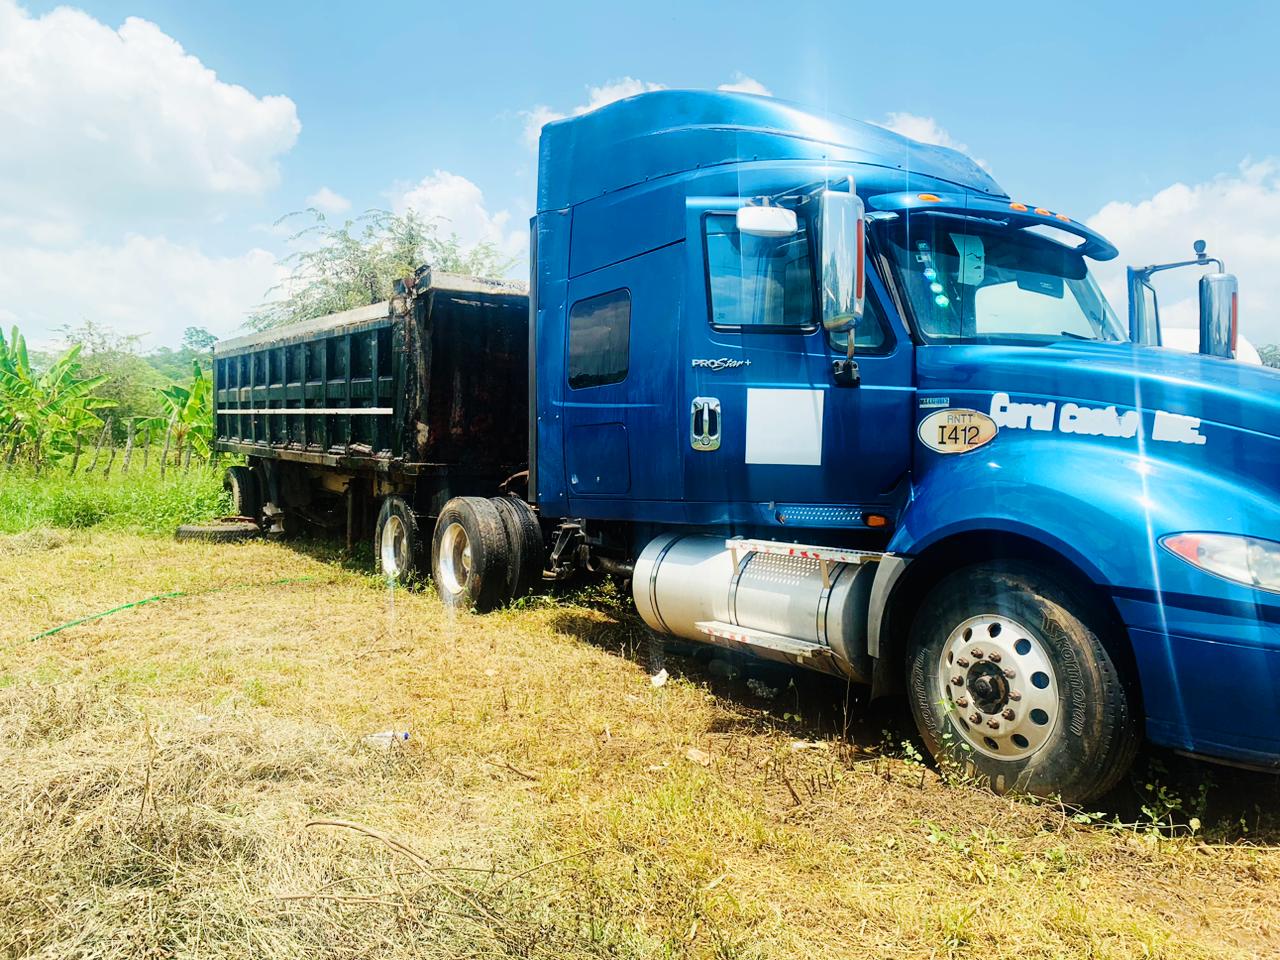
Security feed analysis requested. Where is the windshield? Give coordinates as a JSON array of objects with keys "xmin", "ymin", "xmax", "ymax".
[{"xmin": 875, "ymin": 211, "xmax": 1126, "ymax": 344}]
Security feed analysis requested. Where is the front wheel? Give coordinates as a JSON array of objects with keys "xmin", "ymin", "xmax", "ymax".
[{"xmin": 905, "ymin": 562, "xmax": 1138, "ymax": 803}]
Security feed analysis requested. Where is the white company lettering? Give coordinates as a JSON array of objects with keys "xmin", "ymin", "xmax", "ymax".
[{"xmin": 988, "ymin": 392, "xmax": 1205, "ymax": 446}]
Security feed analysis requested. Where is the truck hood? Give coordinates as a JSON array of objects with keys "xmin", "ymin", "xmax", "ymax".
[{"xmin": 917, "ymin": 341, "xmax": 1280, "ymax": 442}]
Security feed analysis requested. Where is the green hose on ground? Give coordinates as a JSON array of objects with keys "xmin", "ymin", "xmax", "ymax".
[{"xmin": 29, "ymin": 576, "xmax": 315, "ymax": 641}]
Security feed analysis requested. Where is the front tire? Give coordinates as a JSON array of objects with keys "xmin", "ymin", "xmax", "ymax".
[
  {"xmin": 905, "ymin": 562, "xmax": 1137, "ymax": 803},
  {"xmin": 374, "ymin": 496, "xmax": 420, "ymax": 587},
  {"xmin": 431, "ymin": 497, "xmax": 511, "ymax": 612}
]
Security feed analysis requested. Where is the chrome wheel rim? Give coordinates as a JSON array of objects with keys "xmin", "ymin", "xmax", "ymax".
[
  {"xmin": 437, "ymin": 521, "xmax": 471, "ymax": 596},
  {"xmin": 380, "ymin": 514, "xmax": 410, "ymax": 579},
  {"xmin": 936, "ymin": 614, "xmax": 1059, "ymax": 761}
]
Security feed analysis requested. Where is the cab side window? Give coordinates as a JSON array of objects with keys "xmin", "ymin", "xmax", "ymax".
[
  {"xmin": 568, "ymin": 288, "xmax": 631, "ymax": 389},
  {"xmin": 704, "ymin": 213, "xmax": 815, "ymax": 329},
  {"xmin": 828, "ymin": 286, "xmax": 894, "ymax": 355}
]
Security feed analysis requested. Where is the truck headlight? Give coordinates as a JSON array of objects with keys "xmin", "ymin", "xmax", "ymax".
[{"xmin": 1161, "ymin": 533, "xmax": 1280, "ymax": 594}]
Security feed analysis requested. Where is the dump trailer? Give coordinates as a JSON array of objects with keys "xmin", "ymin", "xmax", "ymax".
[
  {"xmin": 213, "ymin": 272, "xmax": 531, "ymax": 580},
  {"xmin": 216, "ymin": 91, "xmax": 1280, "ymax": 804}
]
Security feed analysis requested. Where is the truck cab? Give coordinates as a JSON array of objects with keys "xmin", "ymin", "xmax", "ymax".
[{"xmin": 518, "ymin": 91, "xmax": 1280, "ymax": 801}]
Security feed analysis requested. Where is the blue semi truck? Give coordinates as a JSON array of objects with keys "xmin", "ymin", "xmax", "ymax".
[{"xmin": 215, "ymin": 91, "xmax": 1278, "ymax": 802}]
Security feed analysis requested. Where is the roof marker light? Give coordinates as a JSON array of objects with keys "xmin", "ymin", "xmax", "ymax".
[
  {"xmin": 1034, "ymin": 207, "xmax": 1052, "ymax": 216},
  {"xmin": 1055, "ymin": 213, "xmax": 1070, "ymax": 222},
  {"xmin": 918, "ymin": 193, "xmax": 942, "ymax": 202},
  {"xmin": 1010, "ymin": 202, "xmax": 1029, "ymax": 212}
]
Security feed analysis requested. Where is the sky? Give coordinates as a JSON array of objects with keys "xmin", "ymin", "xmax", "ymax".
[{"xmin": 3, "ymin": 0, "xmax": 1280, "ymax": 349}]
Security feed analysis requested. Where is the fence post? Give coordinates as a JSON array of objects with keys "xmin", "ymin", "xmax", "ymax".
[
  {"xmin": 86, "ymin": 418, "xmax": 111, "ymax": 472},
  {"xmin": 121, "ymin": 419, "xmax": 135, "ymax": 474},
  {"xmin": 142, "ymin": 428, "xmax": 151, "ymax": 472},
  {"xmin": 159, "ymin": 417, "xmax": 175, "ymax": 480},
  {"xmin": 70, "ymin": 433, "xmax": 83, "ymax": 473},
  {"xmin": 182, "ymin": 441, "xmax": 192, "ymax": 473},
  {"xmin": 102, "ymin": 439, "xmax": 117, "ymax": 476}
]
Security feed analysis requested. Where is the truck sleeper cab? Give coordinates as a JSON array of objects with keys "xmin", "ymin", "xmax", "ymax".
[{"xmin": 217, "ymin": 91, "xmax": 1280, "ymax": 804}]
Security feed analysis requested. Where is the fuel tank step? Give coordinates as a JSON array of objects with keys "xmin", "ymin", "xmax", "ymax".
[
  {"xmin": 725, "ymin": 539, "xmax": 882, "ymax": 566},
  {"xmin": 694, "ymin": 620, "xmax": 847, "ymax": 676}
]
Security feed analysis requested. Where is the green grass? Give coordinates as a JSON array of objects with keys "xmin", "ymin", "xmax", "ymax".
[
  {"xmin": 0, "ymin": 460, "xmax": 229, "ymax": 534},
  {"xmin": 2, "ymin": 531, "xmax": 1278, "ymax": 958}
]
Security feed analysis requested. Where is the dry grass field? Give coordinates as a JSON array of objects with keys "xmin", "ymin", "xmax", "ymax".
[{"xmin": 2, "ymin": 529, "xmax": 1279, "ymax": 959}]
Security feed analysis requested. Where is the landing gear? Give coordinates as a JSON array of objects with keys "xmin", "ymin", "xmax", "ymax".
[{"xmin": 906, "ymin": 562, "xmax": 1137, "ymax": 803}]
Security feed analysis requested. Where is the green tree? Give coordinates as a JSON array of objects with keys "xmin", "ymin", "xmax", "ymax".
[
  {"xmin": 248, "ymin": 209, "xmax": 517, "ymax": 330},
  {"xmin": 60, "ymin": 320, "xmax": 170, "ymax": 442},
  {"xmin": 181, "ymin": 326, "xmax": 219, "ymax": 352},
  {"xmin": 0, "ymin": 326, "xmax": 114, "ymax": 466},
  {"xmin": 138, "ymin": 360, "xmax": 213, "ymax": 462},
  {"xmin": 1259, "ymin": 344, "xmax": 1280, "ymax": 369}
]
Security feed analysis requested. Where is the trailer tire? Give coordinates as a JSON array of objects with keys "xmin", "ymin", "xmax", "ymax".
[
  {"xmin": 491, "ymin": 495, "xmax": 544, "ymax": 603},
  {"xmin": 905, "ymin": 561, "xmax": 1137, "ymax": 804},
  {"xmin": 431, "ymin": 497, "xmax": 511, "ymax": 612},
  {"xmin": 375, "ymin": 496, "xmax": 421, "ymax": 587},
  {"xmin": 223, "ymin": 465, "xmax": 261, "ymax": 521}
]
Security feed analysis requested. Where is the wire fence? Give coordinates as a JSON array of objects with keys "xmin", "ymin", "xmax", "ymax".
[{"xmin": 7, "ymin": 415, "xmax": 217, "ymax": 478}]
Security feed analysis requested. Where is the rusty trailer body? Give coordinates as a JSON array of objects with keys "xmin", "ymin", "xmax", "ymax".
[{"xmin": 212, "ymin": 272, "xmax": 529, "ymax": 538}]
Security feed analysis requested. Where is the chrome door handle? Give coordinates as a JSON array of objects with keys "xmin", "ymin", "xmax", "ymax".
[{"xmin": 691, "ymin": 396, "xmax": 721, "ymax": 451}]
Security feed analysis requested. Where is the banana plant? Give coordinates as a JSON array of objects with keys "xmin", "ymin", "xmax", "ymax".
[
  {"xmin": 139, "ymin": 360, "xmax": 213, "ymax": 461},
  {"xmin": 0, "ymin": 326, "xmax": 114, "ymax": 466}
]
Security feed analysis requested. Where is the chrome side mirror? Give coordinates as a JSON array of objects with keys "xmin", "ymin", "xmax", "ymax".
[
  {"xmin": 1127, "ymin": 266, "xmax": 1161, "ymax": 346},
  {"xmin": 1199, "ymin": 272, "xmax": 1238, "ymax": 359},
  {"xmin": 818, "ymin": 183, "xmax": 866, "ymax": 335}
]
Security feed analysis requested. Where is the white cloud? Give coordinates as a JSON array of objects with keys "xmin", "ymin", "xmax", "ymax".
[
  {"xmin": 394, "ymin": 170, "xmax": 526, "ymax": 269},
  {"xmin": 523, "ymin": 77, "xmax": 666, "ymax": 147},
  {"xmin": 718, "ymin": 73, "xmax": 771, "ymax": 96},
  {"xmin": 878, "ymin": 112, "xmax": 969, "ymax": 153},
  {"xmin": 0, "ymin": 235, "xmax": 285, "ymax": 345},
  {"xmin": 877, "ymin": 112, "xmax": 990, "ymax": 172},
  {"xmin": 522, "ymin": 75, "xmax": 779, "ymax": 148},
  {"xmin": 305, "ymin": 187, "xmax": 351, "ymax": 215},
  {"xmin": 1087, "ymin": 160, "xmax": 1280, "ymax": 345},
  {"xmin": 0, "ymin": 0, "xmax": 300, "ymax": 229},
  {"xmin": 0, "ymin": 1, "xmax": 300, "ymax": 347}
]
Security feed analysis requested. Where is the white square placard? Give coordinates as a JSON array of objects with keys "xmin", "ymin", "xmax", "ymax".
[{"xmin": 744, "ymin": 388, "xmax": 824, "ymax": 466}]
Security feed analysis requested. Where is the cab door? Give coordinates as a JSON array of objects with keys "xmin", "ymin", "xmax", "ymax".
[
  {"xmin": 680, "ymin": 197, "xmax": 914, "ymax": 528},
  {"xmin": 561, "ymin": 243, "xmax": 684, "ymax": 513}
]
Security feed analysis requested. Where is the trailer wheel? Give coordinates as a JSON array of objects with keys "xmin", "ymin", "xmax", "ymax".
[
  {"xmin": 223, "ymin": 465, "xmax": 261, "ymax": 521},
  {"xmin": 375, "ymin": 496, "xmax": 420, "ymax": 587},
  {"xmin": 431, "ymin": 497, "xmax": 510, "ymax": 612},
  {"xmin": 491, "ymin": 495, "xmax": 544, "ymax": 603},
  {"xmin": 905, "ymin": 562, "xmax": 1137, "ymax": 804}
]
